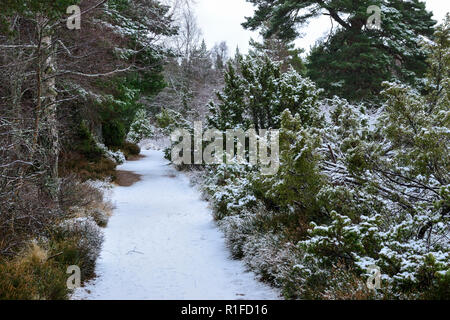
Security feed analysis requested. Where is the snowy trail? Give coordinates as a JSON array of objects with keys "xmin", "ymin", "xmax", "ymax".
[{"xmin": 73, "ymin": 149, "xmax": 280, "ymax": 300}]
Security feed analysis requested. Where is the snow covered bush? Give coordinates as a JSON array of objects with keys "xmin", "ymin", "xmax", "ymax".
[
  {"xmin": 218, "ymin": 212, "xmax": 257, "ymax": 259},
  {"xmin": 57, "ymin": 217, "xmax": 104, "ymax": 278},
  {"xmin": 96, "ymin": 142, "xmax": 126, "ymax": 164},
  {"xmin": 127, "ymin": 109, "xmax": 154, "ymax": 143},
  {"xmin": 203, "ymin": 161, "xmax": 257, "ymax": 220},
  {"xmin": 297, "ymin": 208, "xmax": 449, "ymax": 299},
  {"xmin": 292, "ymin": 21, "xmax": 450, "ymax": 298},
  {"xmin": 252, "ymin": 109, "xmax": 324, "ymax": 222},
  {"xmin": 181, "ymin": 23, "xmax": 450, "ymax": 299},
  {"xmin": 242, "ymin": 232, "xmax": 300, "ymax": 287},
  {"xmin": 90, "ymin": 208, "xmax": 110, "ymax": 228},
  {"xmin": 208, "ymin": 53, "xmax": 323, "ymax": 131},
  {"xmin": 156, "ymin": 108, "xmax": 191, "ymax": 135}
]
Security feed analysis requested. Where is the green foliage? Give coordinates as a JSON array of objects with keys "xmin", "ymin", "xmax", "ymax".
[
  {"xmin": 297, "ymin": 21, "xmax": 450, "ymax": 299},
  {"xmin": 123, "ymin": 54, "xmax": 167, "ymax": 97},
  {"xmin": 249, "ymin": 37, "xmax": 306, "ymax": 74},
  {"xmin": 244, "ymin": 0, "xmax": 436, "ymax": 101},
  {"xmin": 74, "ymin": 122, "xmax": 103, "ymax": 161},
  {"xmin": 208, "ymin": 54, "xmax": 323, "ymax": 131},
  {"xmin": 376, "ymin": 17, "xmax": 449, "ymax": 194},
  {"xmin": 196, "ymin": 20, "xmax": 450, "ymax": 299},
  {"xmin": 253, "ymin": 110, "xmax": 324, "ymax": 223},
  {"xmin": 102, "ymin": 119, "xmax": 126, "ymax": 148},
  {"xmin": 127, "ymin": 109, "xmax": 154, "ymax": 143},
  {"xmin": 424, "ymin": 14, "xmax": 450, "ymax": 108},
  {"xmin": 108, "ymin": 0, "xmax": 131, "ymax": 12},
  {"xmin": 156, "ymin": 108, "xmax": 191, "ymax": 134},
  {"xmin": 203, "ymin": 161, "xmax": 258, "ymax": 220},
  {"xmin": 307, "ymin": 30, "xmax": 392, "ymax": 101},
  {"xmin": 94, "ymin": 0, "xmax": 176, "ymax": 147},
  {"xmin": 98, "ymin": 78, "xmax": 143, "ymax": 148},
  {"xmin": 0, "ymin": 0, "xmax": 80, "ymax": 26},
  {"xmin": 207, "ymin": 61, "xmax": 247, "ymax": 130}
]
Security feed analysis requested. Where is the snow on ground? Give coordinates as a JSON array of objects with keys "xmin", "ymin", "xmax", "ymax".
[
  {"xmin": 73, "ymin": 149, "xmax": 280, "ymax": 300},
  {"xmin": 140, "ymin": 135, "xmax": 170, "ymax": 151}
]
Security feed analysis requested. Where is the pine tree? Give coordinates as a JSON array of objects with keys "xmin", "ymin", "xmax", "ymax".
[
  {"xmin": 191, "ymin": 39, "xmax": 213, "ymax": 82},
  {"xmin": 254, "ymin": 110, "xmax": 324, "ymax": 221},
  {"xmin": 212, "ymin": 41, "xmax": 229, "ymax": 71},
  {"xmin": 208, "ymin": 53, "xmax": 322, "ymax": 131},
  {"xmin": 127, "ymin": 109, "xmax": 154, "ymax": 143},
  {"xmin": 249, "ymin": 36, "xmax": 305, "ymax": 74},
  {"xmin": 207, "ymin": 61, "xmax": 246, "ymax": 130},
  {"xmin": 243, "ymin": 0, "xmax": 436, "ymax": 101}
]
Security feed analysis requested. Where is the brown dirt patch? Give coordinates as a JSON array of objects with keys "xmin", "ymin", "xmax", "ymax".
[
  {"xmin": 127, "ymin": 154, "xmax": 146, "ymax": 161},
  {"xmin": 114, "ymin": 170, "xmax": 142, "ymax": 187},
  {"xmin": 164, "ymin": 172, "xmax": 177, "ymax": 178}
]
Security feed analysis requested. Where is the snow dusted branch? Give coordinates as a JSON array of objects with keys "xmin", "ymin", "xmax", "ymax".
[
  {"xmin": 0, "ymin": 160, "xmax": 33, "ymax": 168},
  {"xmin": 45, "ymin": 66, "xmax": 133, "ymax": 80}
]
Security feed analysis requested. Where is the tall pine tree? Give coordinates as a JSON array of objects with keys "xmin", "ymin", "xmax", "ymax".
[{"xmin": 243, "ymin": 0, "xmax": 436, "ymax": 101}]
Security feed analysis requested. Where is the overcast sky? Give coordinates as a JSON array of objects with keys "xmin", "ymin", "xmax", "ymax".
[{"xmin": 195, "ymin": 0, "xmax": 450, "ymax": 55}]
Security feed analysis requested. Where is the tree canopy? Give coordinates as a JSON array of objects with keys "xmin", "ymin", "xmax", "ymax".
[{"xmin": 243, "ymin": 0, "xmax": 436, "ymax": 101}]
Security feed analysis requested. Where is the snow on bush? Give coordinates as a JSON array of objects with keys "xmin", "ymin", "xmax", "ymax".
[
  {"xmin": 127, "ymin": 109, "xmax": 154, "ymax": 143},
  {"xmin": 203, "ymin": 161, "xmax": 257, "ymax": 220},
  {"xmin": 179, "ymin": 24, "xmax": 450, "ymax": 299},
  {"xmin": 96, "ymin": 142, "xmax": 125, "ymax": 164},
  {"xmin": 198, "ymin": 82, "xmax": 449, "ymax": 298},
  {"xmin": 90, "ymin": 208, "xmax": 109, "ymax": 228},
  {"xmin": 58, "ymin": 217, "xmax": 104, "ymax": 272},
  {"xmin": 242, "ymin": 232, "xmax": 300, "ymax": 287},
  {"xmin": 218, "ymin": 213, "xmax": 256, "ymax": 259},
  {"xmin": 156, "ymin": 108, "xmax": 191, "ymax": 135}
]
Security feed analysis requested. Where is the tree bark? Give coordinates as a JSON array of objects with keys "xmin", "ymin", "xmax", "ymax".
[{"xmin": 35, "ymin": 14, "xmax": 60, "ymax": 200}]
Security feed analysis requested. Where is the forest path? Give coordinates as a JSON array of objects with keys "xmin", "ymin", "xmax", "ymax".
[{"xmin": 73, "ymin": 149, "xmax": 280, "ymax": 300}]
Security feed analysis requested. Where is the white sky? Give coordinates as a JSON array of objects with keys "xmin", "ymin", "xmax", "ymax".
[{"xmin": 195, "ymin": 0, "xmax": 450, "ymax": 55}]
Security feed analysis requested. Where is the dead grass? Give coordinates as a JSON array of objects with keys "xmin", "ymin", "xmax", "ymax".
[
  {"xmin": 60, "ymin": 151, "xmax": 116, "ymax": 182},
  {"xmin": 0, "ymin": 176, "xmax": 112, "ymax": 300},
  {"xmin": 17, "ymin": 243, "xmax": 48, "ymax": 265},
  {"xmin": 0, "ymin": 242, "xmax": 68, "ymax": 300}
]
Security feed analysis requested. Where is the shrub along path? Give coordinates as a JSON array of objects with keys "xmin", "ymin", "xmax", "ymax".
[{"xmin": 73, "ymin": 149, "xmax": 279, "ymax": 299}]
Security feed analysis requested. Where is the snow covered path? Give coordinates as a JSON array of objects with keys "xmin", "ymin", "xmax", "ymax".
[{"xmin": 73, "ymin": 150, "xmax": 280, "ymax": 300}]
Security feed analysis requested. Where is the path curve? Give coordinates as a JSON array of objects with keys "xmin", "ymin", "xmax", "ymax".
[{"xmin": 73, "ymin": 149, "xmax": 280, "ymax": 300}]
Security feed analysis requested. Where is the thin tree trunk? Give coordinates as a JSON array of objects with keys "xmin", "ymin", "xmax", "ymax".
[{"xmin": 34, "ymin": 15, "xmax": 60, "ymax": 201}]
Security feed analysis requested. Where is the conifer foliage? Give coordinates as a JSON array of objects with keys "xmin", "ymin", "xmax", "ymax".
[
  {"xmin": 243, "ymin": 0, "xmax": 436, "ymax": 101},
  {"xmin": 201, "ymin": 16, "xmax": 449, "ymax": 299},
  {"xmin": 208, "ymin": 53, "xmax": 322, "ymax": 131}
]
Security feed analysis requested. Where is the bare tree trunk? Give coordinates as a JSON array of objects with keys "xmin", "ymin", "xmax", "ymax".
[
  {"xmin": 34, "ymin": 15, "xmax": 60, "ymax": 200},
  {"xmin": 42, "ymin": 31, "xmax": 59, "ymax": 183}
]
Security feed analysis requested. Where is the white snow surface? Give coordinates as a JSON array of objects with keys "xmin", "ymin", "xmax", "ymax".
[{"xmin": 73, "ymin": 149, "xmax": 280, "ymax": 300}]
